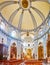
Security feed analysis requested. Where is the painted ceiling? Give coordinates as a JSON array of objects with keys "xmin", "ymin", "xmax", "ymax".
[{"xmin": 0, "ymin": 0, "xmax": 50, "ymax": 31}]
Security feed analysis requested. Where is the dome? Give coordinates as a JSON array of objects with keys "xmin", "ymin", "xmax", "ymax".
[
  {"xmin": 0, "ymin": 0, "xmax": 49, "ymax": 31},
  {"xmin": 0, "ymin": 0, "xmax": 50, "ymax": 62}
]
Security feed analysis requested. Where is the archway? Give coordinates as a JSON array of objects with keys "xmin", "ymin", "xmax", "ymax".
[
  {"xmin": 10, "ymin": 42, "xmax": 17, "ymax": 59},
  {"xmin": 38, "ymin": 42, "xmax": 44, "ymax": 60}
]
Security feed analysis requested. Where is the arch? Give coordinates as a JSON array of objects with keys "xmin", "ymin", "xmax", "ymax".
[
  {"xmin": 8, "ymin": 42, "xmax": 17, "ymax": 60},
  {"xmin": 47, "ymin": 34, "xmax": 50, "ymax": 57},
  {"xmin": 10, "ymin": 42, "xmax": 17, "ymax": 59},
  {"xmin": 38, "ymin": 42, "xmax": 44, "ymax": 60}
]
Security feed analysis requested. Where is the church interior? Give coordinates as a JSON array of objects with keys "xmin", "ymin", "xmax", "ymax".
[{"xmin": 0, "ymin": 0, "xmax": 50, "ymax": 65}]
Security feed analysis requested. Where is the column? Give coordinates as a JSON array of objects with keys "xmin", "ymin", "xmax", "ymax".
[
  {"xmin": 34, "ymin": 40, "xmax": 38, "ymax": 60},
  {"xmin": 43, "ymin": 35, "xmax": 47, "ymax": 59},
  {"xmin": 7, "ymin": 37, "xmax": 11, "ymax": 60},
  {"xmin": 17, "ymin": 41, "xmax": 22, "ymax": 59}
]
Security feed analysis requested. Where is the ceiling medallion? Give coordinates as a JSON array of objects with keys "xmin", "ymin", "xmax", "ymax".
[{"xmin": 20, "ymin": 0, "xmax": 31, "ymax": 10}]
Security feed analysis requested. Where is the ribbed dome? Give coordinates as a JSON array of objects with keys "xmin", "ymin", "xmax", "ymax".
[{"xmin": 0, "ymin": 0, "xmax": 49, "ymax": 31}]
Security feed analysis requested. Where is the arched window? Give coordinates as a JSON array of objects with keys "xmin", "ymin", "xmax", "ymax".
[{"xmin": 38, "ymin": 42, "xmax": 44, "ymax": 60}]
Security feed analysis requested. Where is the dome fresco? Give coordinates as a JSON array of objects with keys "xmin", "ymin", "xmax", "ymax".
[{"xmin": 0, "ymin": 0, "xmax": 50, "ymax": 31}]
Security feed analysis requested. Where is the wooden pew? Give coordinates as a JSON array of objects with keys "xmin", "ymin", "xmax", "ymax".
[
  {"xmin": 9, "ymin": 59, "xmax": 23, "ymax": 65},
  {"xmin": 25, "ymin": 60, "xmax": 42, "ymax": 65},
  {"xmin": 0, "ymin": 59, "xmax": 23, "ymax": 65}
]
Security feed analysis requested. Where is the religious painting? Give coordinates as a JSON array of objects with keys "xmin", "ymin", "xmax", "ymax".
[
  {"xmin": 47, "ymin": 34, "xmax": 50, "ymax": 57},
  {"xmin": 10, "ymin": 42, "xmax": 17, "ymax": 59},
  {"xmin": 38, "ymin": 42, "xmax": 44, "ymax": 60},
  {"xmin": 23, "ymin": 48, "xmax": 33, "ymax": 60}
]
